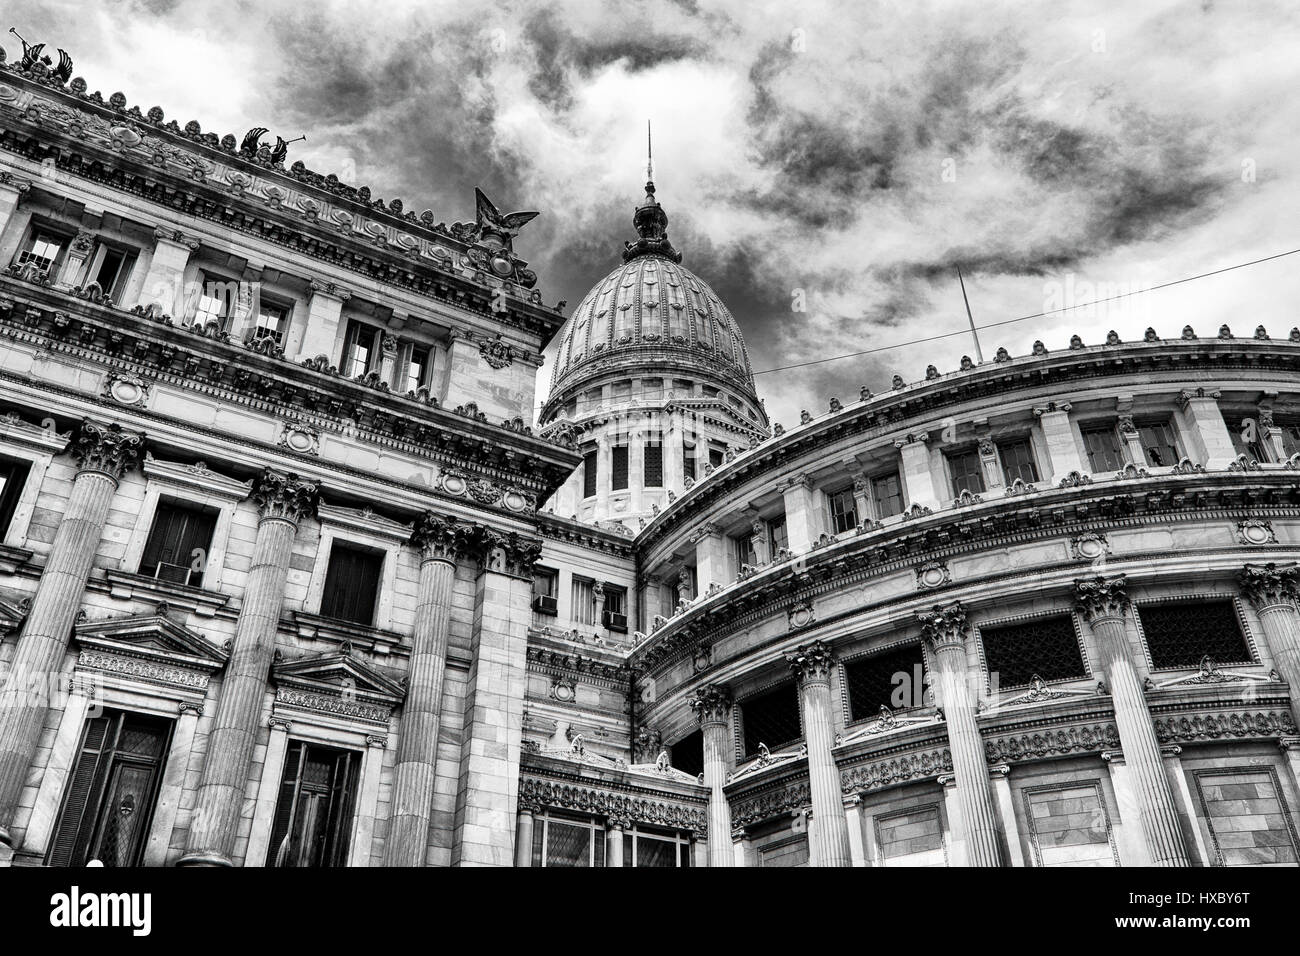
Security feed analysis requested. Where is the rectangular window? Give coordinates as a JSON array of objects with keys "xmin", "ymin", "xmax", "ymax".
[
  {"xmin": 571, "ymin": 577, "xmax": 595, "ymax": 626},
  {"xmin": 622, "ymin": 826, "xmax": 693, "ymax": 867},
  {"xmin": 670, "ymin": 730, "xmax": 704, "ymax": 779},
  {"xmin": 532, "ymin": 567, "xmax": 558, "ymax": 616},
  {"xmin": 827, "ymin": 487, "xmax": 857, "ymax": 535},
  {"xmin": 1081, "ymin": 423, "xmax": 1124, "ymax": 472},
  {"xmin": 1137, "ymin": 599, "xmax": 1253, "ymax": 669},
  {"xmin": 1279, "ymin": 419, "xmax": 1300, "ymax": 459},
  {"xmin": 767, "ymin": 514, "xmax": 788, "ymax": 555},
  {"xmin": 998, "ymin": 438, "xmax": 1040, "ymax": 486},
  {"xmin": 874, "ymin": 806, "xmax": 947, "ymax": 867},
  {"xmin": 319, "ymin": 541, "xmax": 384, "ymax": 626},
  {"xmin": 845, "ymin": 644, "xmax": 927, "ymax": 719},
  {"xmin": 979, "ymin": 615, "xmax": 1086, "ymax": 688},
  {"xmin": 682, "ymin": 441, "xmax": 696, "ymax": 482},
  {"xmin": 740, "ymin": 682, "xmax": 801, "ymax": 758},
  {"xmin": 0, "ymin": 455, "xmax": 32, "ymax": 540},
  {"xmin": 405, "ymin": 345, "xmax": 431, "ymax": 394},
  {"xmin": 531, "ymin": 813, "xmax": 606, "ymax": 867},
  {"xmin": 1137, "ymin": 419, "xmax": 1180, "ymax": 467},
  {"xmin": 138, "ymin": 500, "xmax": 217, "ymax": 588},
  {"xmin": 46, "ymin": 709, "xmax": 172, "ymax": 867},
  {"xmin": 602, "ymin": 585, "xmax": 627, "ymax": 632},
  {"xmin": 1023, "ymin": 783, "xmax": 1116, "ymax": 867},
  {"xmin": 15, "ymin": 227, "xmax": 68, "ymax": 276},
  {"xmin": 194, "ymin": 272, "xmax": 237, "ymax": 328},
  {"xmin": 1194, "ymin": 769, "xmax": 1299, "ymax": 866},
  {"xmin": 341, "ymin": 320, "xmax": 381, "ymax": 378},
  {"xmin": 611, "ymin": 444, "xmax": 629, "ymax": 491},
  {"xmin": 733, "ymin": 532, "xmax": 756, "ymax": 570},
  {"xmin": 1224, "ymin": 413, "xmax": 1266, "ymax": 462},
  {"xmin": 582, "ymin": 448, "xmax": 598, "ymax": 498},
  {"xmin": 644, "ymin": 439, "xmax": 664, "ymax": 487},
  {"xmin": 947, "ymin": 448, "xmax": 985, "ymax": 498},
  {"xmin": 91, "ymin": 245, "xmax": 137, "ymax": 301},
  {"xmin": 708, "ymin": 445, "xmax": 725, "ymax": 468},
  {"xmin": 252, "ymin": 301, "xmax": 289, "ymax": 345},
  {"xmin": 266, "ymin": 741, "xmax": 360, "ymax": 868},
  {"xmin": 871, "ymin": 471, "xmax": 904, "ymax": 519}
]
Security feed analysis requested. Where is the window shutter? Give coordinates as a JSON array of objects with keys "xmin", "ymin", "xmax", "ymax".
[
  {"xmin": 267, "ymin": 742, "xmax": 305, "ymax": 867},
  {"xmin": 320, "ymin": 544, "xmax": 383, "ymax": 625},
  {"xmin": 47, "ymin": 716, "xmax": 111, "ymax": 867}
]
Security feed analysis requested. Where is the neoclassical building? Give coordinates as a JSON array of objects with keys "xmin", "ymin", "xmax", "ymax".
[{"xmin": 0, "ymin": 37, "xmax": 1299, "ymax": 869}]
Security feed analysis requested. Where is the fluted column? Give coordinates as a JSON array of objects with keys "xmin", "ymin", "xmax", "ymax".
[
  {"xmin": 1075, "ymin": 575, "xmax": 1189, "ymax": 866},
  {"xmin": 514, "ymin": 803, "xmax": 536, "ymax": 867},
  {"xmin": 689, "ymin": 684, "xmax": 734, "ymax": 867},
  {"xmin": 0, "ymin": 420, "xmax": 143, "ymax": 848},
  {"xmin": 919, "ymin": 602, "xmax": 1003, "ymax": 867},
  {"xmin": 1240, "ymin": 563, "xmax": 1300, "ymax": 728},
  {"xmin": 179, "ymin": 470, "xmax": 318, "ymax": 867},
  {"xmin": 384, "ymin": 511, "xmax": 474, "ymax": 866},
  {"xmin": 607, "ymin": 814, "xmax": 628, "ymax": 868},
  {"xmin": 787, "ymin": 641, "xmax": 852, "ymax": 866}
]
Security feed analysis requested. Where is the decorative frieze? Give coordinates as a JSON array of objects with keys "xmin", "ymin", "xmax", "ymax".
[{"xmin": 517, "ymin": 774, "xmax": 706, "ymax": 834}]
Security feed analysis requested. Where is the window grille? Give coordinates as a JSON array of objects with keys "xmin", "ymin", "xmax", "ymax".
[
  {"xmin": 1137, "ymin": 599, "xmax": 1253, "ymax": 669},
  {"xmin": 845, "ymin": 644, "xmax": 928, "ymax": 718},
  {"xmin": 531, "ymin": 813, "xmax": 606, "ymax": 867},
  {"xmin": 740, "ymin": 682, "xmax": 801, "ymax": 757},
  {"xmin": 671, "ymin": 730, "xmax": 704, "ymax": 778},
  {"xmin": 979, "ymin": 615, "xmax": 1086, "ymax": 687},
  {"xmin": 622, "ymin": 825, "xmax": 692, "ymax": 867}
]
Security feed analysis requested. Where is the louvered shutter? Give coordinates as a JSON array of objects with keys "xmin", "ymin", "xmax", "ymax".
[{"xmin": 46, "ymin": 715, "xmax": 111, "ymax": 867}]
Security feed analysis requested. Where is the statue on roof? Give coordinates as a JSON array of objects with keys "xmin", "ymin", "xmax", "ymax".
[
  {"xmin": 9, "ymin": 27, "xmax": 72, "ymax": 83},
  {"xmin": 239, "ymin": 127, "xmax": 303, "ymax": 165},
  {"xmin": 449, "ymin": 187, "xmax": 539, "ymax": 254}
]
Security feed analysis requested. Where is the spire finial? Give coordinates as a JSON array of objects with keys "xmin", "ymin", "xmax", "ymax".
[{"xmin": 647, "ymin": 119, "xmax": 654, "ymax": 185}]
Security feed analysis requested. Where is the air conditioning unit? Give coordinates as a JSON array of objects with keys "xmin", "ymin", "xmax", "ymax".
[
  {"xmin": 602, "ymin": 610, "xmax": 628, "ymax": 632},
  {"xmin": 152, "ymin": 561, "xmax": 193, "ymax": 586},
  {"xmin": 532, "ymin": 594, "xmax": 558, "ymax": 615}
]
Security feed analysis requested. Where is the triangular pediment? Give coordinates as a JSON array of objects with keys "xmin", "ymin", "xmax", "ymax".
[
  {"xmin": 662, "ymin": 398, "xmax": 764, "ymax": 435},
  {"xmin": 271, "ymin": 651, "xmax": 405, "ymax": 704},
  {"xmin": 74, "ymin": 607, "xmax": 228, "ymax": 671}
]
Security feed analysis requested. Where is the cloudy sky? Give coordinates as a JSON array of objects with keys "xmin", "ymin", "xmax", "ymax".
[{"xmin": 9, "ymin": 0, "xmax": 1300, "ymax": 426}]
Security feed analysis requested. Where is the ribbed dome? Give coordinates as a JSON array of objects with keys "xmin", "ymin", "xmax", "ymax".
[{"xmin": 548, "ymin": 251, "xmax": 759, "ymax": 400}]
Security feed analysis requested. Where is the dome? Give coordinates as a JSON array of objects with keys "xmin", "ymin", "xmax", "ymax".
[{"xmin": 543, "ymin": 181, "xmax": 761, "ymax": 411}]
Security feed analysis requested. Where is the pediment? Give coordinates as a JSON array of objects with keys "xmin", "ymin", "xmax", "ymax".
[
  {"xmin": 74, "ymin": 607, "xmax": 228, "ymax": 671},
  {"xmin": 271, "ymin": 650, "xmax": 405, "ymax": 704},
  {"xmin": 662, "ymin": 398, "xmax": 763, "ymax": 434}
]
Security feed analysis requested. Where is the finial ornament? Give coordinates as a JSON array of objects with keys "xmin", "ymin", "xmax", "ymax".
[
  {"xmin": 1073, "ymin": 575, "xmax": 1130, "ymax": 622},
  {"xmin": 623, "ymin": 123, "xmax": 682, "ymax": 264}
]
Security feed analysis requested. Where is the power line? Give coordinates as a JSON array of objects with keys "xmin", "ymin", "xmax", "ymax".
[{"xmin": 752, "ymin": 246, "xmax": 1300, "ymax": 376}]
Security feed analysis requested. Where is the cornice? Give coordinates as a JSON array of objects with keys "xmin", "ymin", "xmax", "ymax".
[{"xmin": 535, "ymin": 511, "xmax": 636, "ymax": 556}]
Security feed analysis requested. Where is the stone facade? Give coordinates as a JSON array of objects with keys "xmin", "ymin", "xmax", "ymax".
[{"xmin": 1, "ymin": 42, "xmax": 1299, "ymax": 869}]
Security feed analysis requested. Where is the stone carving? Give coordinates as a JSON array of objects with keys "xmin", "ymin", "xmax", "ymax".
[
  {"xmin": 1239, "ymin": 563, "xmax": 1300, "ymax": 609},
  {"xmin": 786, "ymin": 640, "xmax": 834, "ymax": 684},
  {"xmin": 479, "ymin": 332, "xmax": 515, "ymax": 369},
  {"xmin": 1237, "ymin": 519, "xmax": 1276, "ymax": 546},
  {"xmin": 689, "ymin": 683, "xmax": 732, "ymax": 725},
  {"xmin": 251, "ymin": 468, "xmax": 319, "ymax": 524},
  {"xmin": 70, "ymin": 419, "xmax": 144, "ymax": 480},
  {"xmin": 915, "ymin": 560, "xmax": 950, "ymax": 590},
  {"xmin": 787, "ymin": 600, "xmax": 815, "ymax": 629},
  {"xmin": 409, "ymin": 510, "xmax": 478, "ymax": 562},
  {"xmin": 474, "ymin": 528, "xmax": 543, "ymax": 579},
  {"xmin": 1073, "ymin": 575, "xmax": 1129, "ymax": 622},
  {"xmin": 1070, "ymin": 532, "xmax": 1110, "ymax": 562},
  {"xmin": 917, "ymin": 601, "xmax": 968, "ymax": 650},
  {"xmin": 278, "ymin": 418, "xmax": 320, "ymax": 455},
  {"xmin": 101, "ymin": 370, "xmax": 149, "ymax": 406}
]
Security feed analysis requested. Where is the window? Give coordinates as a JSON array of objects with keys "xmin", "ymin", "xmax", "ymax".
[
  {"xmin": 266, "ymin": 741, "xmax": 360, "ymax": 867},
  {"xmin": 15, "ymin": 227, "xmax": 68, "ymax": 275},
  {"xmin": 194, "ymin": 272, "xmax": 237, "ymax": 328},
  {"xmin": 827, "ymin": 487, "xmax": 857, "ymax": 535},
  {"xmin": 871, "ymin": 471, "xmax": 904, "ymax": 519},
  {"xmin": 644, "ymin": 438, "xmax": 664, "ymax": 487},
  {"xmin": 708, "ymin": 445, "xmax": 725, "ymax": 468},
  {"xmin": 1081, "ymin": 423, "xmax": 1124, "ymax": 472},
  {"xmin": 733, "ymin": 532, "xmax": 756, "ymax": 570},
  {"xmin": 532, "ymin": 567, "xmax": 558, "ymax": 616},
  {"xmin": 341, "ymin": 320, "xmax": 381, "ymax": 378},
  {"xmin": 947, "ymin": 448, "xmax": 985, "ymax": 497},
  {"xmin": 768, "ymin": 515, "xmax": 788, "ymax": 555},
  {"xmin": 845, "ymin": 644, "xmax": 927, "ymax": 719},
  {"xmin": 998, "ymin": 438, "xmax": 1040, "ymax": 485},
  {"xmin": 90, "ymin": 245, "xmax": 137, "ymax": 301},
  {"xmin": 319, "ymin": 541, "xmax": 383, "ymax": 626},
  {"xmin": 252, "ymin": 300, "xmax": 289, "ymax": 345},
  {"xmin": 46, "ymin": 709, "xmax": 172, "ymax": 867},
  {"xmin": 1279, "ymin": 419, "xmax": 1300, "ymax": 458},
  {"xmin": 622, "ymin": 825, "xmax": 693, "ymax": 867},
  {"xmin": 740, "ymin": 682, "xmax": 801, "ymax": 757},
  {"xmin": 1136, "ymin": 419, "xmax": 1180, "ymax": 467},
  {"xmin": 0, "ymin": 455, "xmax": 32, "ymax": 540},
  {"xmin": 1023, "ymin": 784, "xmax": 1116, "ymax": 867},
  {"xmin": 602, "ymin": 585, "xmax": 627, "ymax": 631},
  {"xmin": 1193, "ymin": 769, "xmax": 1299, "ymax": 866},
  {"xmin": 611, "ymin": 444, "xmax": 629, "ymax": 491},
  {"xmin": 582, "ymin": 448, "xmax": 598, "ymax": 498},
  {"xmin": 671, "ymin": 730, "xmax": 704, "ymax": 778},
  {"xmin": 405, "ymin": 345, "xmax": 431, "ymax": 394},
  {"xmin": 682, "ymin": 441, "xmax": 696, "ymax": 482},
  {"xmin": 1224, "ymin": 413, "xmax": 1266, "ymax": 462},
  {"xmin": 571, "ymin": 577, "xmax": 596, "ymax": 626},
  {"xmin": 1137, "ymin": 599, "xmax": 1253, "ymax": 669},
  {"xmin": 138, "ymin": 500, "xmax": 217, "ymax": 587},
  {"xmin": 979, "ymin": 615, "xmax": 1086, "ymax": 688},
  {"xmin": 531, "ymin": 813, "xmax": 606, "ymax": 867}
]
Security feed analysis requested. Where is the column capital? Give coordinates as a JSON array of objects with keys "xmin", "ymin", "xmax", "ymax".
[
  {"xmin": 309, "ymin": 278, "xmax": 351, "ymax": 302},
  {"xmin": 1073, "ymin": 575, "xmax": 1130, "ymax": 623},
  {"xmin": 0, "ymin": 170, "xmax": 32, "ymax": 197},
  {"xmin": 409, "ymin": 510, "xmax": 478, "ymax": 563},
  {"xmin": 689, "ymin": 683, "xmax": 732, "ymax": 726},
  {"xmin": 69, "ymin": 419, "xmax": 145, "ymax": 481},
  {"xmin": 607, "ymin": 813, "xmax": 632, "ymax": 831},
  {"xmin": 472, "ymin": 527, "xmax": 543, "ymax": 580},
  {"xmin": 787, "ymin": 640, "xmax": 835, "ymax": 686},
  {"xmin": 152, "ymin": 226, "xmax": 200, "ymax": 251},
  {"xmin": 1239, "ymin": 563, "xmax": 1300, "ymax": 610},
  {"xmin": 250, "ymin": 468, "xmax": 319, "ymax": 525},
  {"xmin": 917, "ymin": 601, "xmax": 969, "ymax": 652}
]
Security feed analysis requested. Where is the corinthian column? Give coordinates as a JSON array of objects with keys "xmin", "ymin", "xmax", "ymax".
[
  {"xmin": 1240, "ymin": 563, "xmax": 1300, "ymax": 728},
  {"xmin": 786, "ymin": 641, "xmax": 851, "ymax": 866},
  {"xmin": 918, "ymin": 602, "xmax": 1003, "ymax": 867},
  {"xmin": 1074, "ymin": 575, "xmax": 1188, "ymax": 866},
  {"xmin": 0, "ymin": 420, "xmax": 143, "ymax": 849},
  {"xmin": 384, "ymin": 511, "xmax": 475, "ymax": 866},
  {"xmin": 689, "ymin": 684, "xmax": 734, "ymax": 867},
  {"xmin": 180, "ymin": 470, "xmax": 318, "ymax": 867}
]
